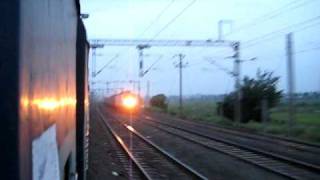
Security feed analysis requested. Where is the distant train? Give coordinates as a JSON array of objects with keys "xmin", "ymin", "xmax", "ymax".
[
  {"xmin": 105, "ymin": 91, "xmax": 144, "ymax": 114},
  {"xmin": 1, "ymin": 1, "xmax": 89, "ymax": 180}
]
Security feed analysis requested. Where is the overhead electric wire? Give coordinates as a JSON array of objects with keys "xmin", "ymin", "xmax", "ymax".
[
  {"xmin": 187, "ymin": 61, "xmax": 209, "ymax": 68},
  {"xmin": 205, "ymin": 58, "xmax": 234, "ymax": 76},
  {"xmin": 94, "ymin": 1, "xmax": 176, "ymax": 76},
  {"xmin": 166, "ymin": 2, "xmax": 319, "ymax": 78},
  {"xmin": 131, "ymin": 0, "xmax": 197, "ymax": 77},
  {"xmin": 205, "ymin": 18, "xmax": 320, "ymax": 58},
  {"xmin": 149, "ymin": 0, "xmax": 197, "ymax": 41},
  {"xmin": 137, "ymin": 0, "xmax": 176, "ymax": 37},
  {"xmin": 109, "ymin": 0, "xmax": 196, "ymax": 75},
  {"xmin": 295, "ymin": 45, "xmax": 320, "ymax": 54},
  {"xmin": 143, "ymin": 55, "xmax": 163, "ymax": 76},
  {"xmin": 209, "ymin": 15, "xmax": 320, "ymax": 56},
  {"xmin": 140, "ymin": 0, "xmax": 197, "ymax": 74},
  {"xmin": 95, "ymin": 54, "xmax": 119, "ymax": 76},
  {"xmin": 193, "ymin": 0, "xmax": 314, "ymax": 58},
  {"xmin": 93, "ymin": 0, "xmax": 196, "ymax": 78},
  {"xmin": 242, "ymin": 16, "xmax": 320, "ymax": 49},
  {"xmin": 224, "ymin": 0, "xmax": 315, "ymax": 37}
]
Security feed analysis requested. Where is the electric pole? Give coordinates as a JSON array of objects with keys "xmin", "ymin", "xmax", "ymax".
[
  {"xmin": 233, "ymin": 42, "xmax": 242, "ymax": 123},
  {"xmin": 174, "ymin": 54, "xmax": 187, "ymax": 117},
  {"xmin": 89, "ymin": 44, "xmax": 104, "ymax": 89},
  {"xmin": 92, "ymin": 47, "xmax": 96, "ymax": 78},
  {"xmin": 179, "ymin": 54, "xmax": 183, "ymax": 117},
  {"xmin": 218, "ymin": 20, "xmax": 233, "ymax": 41},
  {"xmin": 137, "ymin": 44, "xmax": 150, "ymax": 98},
  {"xmin": 146, "ymin": 80, "xmax": 150, "ymax": 107},
  {"xmin": 90, "ymin": 47, "xmax": 97, "ymax": 91},
  {"xmin": 106, "ymin": 82, "xmax": 110, "ymax": 96},
  {"xmin": 138, "ymin": 80, "xmax": 141, "ymax": 98},
  {"xmin": 286, "ymin": 33, "xmax": 295, "ymax": 135}
]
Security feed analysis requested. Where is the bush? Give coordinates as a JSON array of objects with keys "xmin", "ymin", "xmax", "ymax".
[
  {"xmin": 150, "ymin": 94, "xmax": 168, "ymax": 111},
  {"xmin": 218, "ymin": 71, "xmax": 282, "ymax": 123}
]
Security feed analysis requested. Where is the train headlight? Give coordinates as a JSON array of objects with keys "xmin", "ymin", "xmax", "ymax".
[{"xmin": 122, "ymin": 95, "xmax": 138, "ymax": 109}]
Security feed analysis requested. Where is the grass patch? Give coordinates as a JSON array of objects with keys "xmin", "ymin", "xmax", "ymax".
[{"xmin": 160, "ymin": 100, "xmax": 320, "ymax": 144}]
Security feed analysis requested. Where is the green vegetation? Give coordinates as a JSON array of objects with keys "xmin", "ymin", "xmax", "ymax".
[
  {"xmin": 166, "ymin": 99, "xmax": 320, "ymax": 144},
  {"xmin": 150, "ymin": 94, "xmax": 168, "ymax": 111},
  {"xmin": 219, "ymin": 71, "xmax": 282, "ymax": 123}
]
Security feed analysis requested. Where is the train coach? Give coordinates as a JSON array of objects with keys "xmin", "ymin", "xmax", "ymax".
[
  {"xmin": 105, "ymin": 91, "xmax": 144, "ymax": 114},
  {"xmin": 1, "ymin": 1, "xmax": 89, "ymax": 180}
]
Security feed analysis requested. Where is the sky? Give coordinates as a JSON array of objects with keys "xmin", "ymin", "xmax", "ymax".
[{"xmin": 80, "ymin": 0, "xmax": 320, "ymax": 97}]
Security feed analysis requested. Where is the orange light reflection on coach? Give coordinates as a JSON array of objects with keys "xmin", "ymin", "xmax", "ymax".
[{"xmin": 25, "ymin": 97, "xmax": 76, "ymax": 110}]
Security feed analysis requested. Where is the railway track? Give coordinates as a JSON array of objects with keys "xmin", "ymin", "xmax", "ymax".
[
  {"xmin": 144, "ymin": 115, "xmax": 320, "ymax": 166},
  {"xmin": 97, "ymin": 108, "xmax": 208, "ymax": 180},
  {"xmin": 145, "ymin": 114, "xmax": 320, "ymax": 153},
  {"xmin": 141, "ymin": 118, "xmax": 320, "ymax": 180}
]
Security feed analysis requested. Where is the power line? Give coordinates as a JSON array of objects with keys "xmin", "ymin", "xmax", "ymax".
[
  {"xmin": 206, "ymin": 59, "xmax": 234, "ymax": 76},
  {"xmin": 247, "ymin": 16, "xmax": 320, "ymax": 41},
  {"xmin": 91, "ymin": 1, "xmax": 176, "ymax": 77},
  {"xmin": 152, "ymin": 0, "xmax": 196, "ymax": 39},
  {"xmin": 188, "ymin": 0, "xmax": 312, "ymax": 58},
  {"xmin": 224, "ymin": 0, "xmax": 315, "ymax": 37},
  {"xmin": 174, "ymin": 15, "xmax": 320, "ymax": 76},
  {"xmin": 149, "ymin": 0, "xmax": 197, "ymax": 40},
  {"xmin": 295, "ymin": 45, "xmax": 320, "ymax": 54},
  {"xmin": 95, "ymin": 54, "xmax": 119, "ymax": 77},
  {"xmin": 187, "ymin": 61, "xmax": 210, "ymax": 68},
  {"xmin": 198, "ymin": 0, "xmax": 320, "ymax": 58},
  {"xmin": 242, "ymin": 15, "xmax": 320, "ymax": 49},
  {"xmin": 225, "ymin": 16, "xmax": 320, "ymax": 56},
  {"xmin": 99, "ymin": 0, "xmax": 196, "ymax": 77},
  {"xmin": 137, "ymin": 0, "xmax": 176, "ymax": 37},
  {"xmin": 142, "ymin": 55, "xmax": 163, "ymax": 76},
  {"xmin": 206, "ymin": 20, "xmax": 320, "ymax": 57}
]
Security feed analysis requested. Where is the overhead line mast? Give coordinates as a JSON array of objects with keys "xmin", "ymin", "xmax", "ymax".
[
  {"xmin": 286, "ymin": 33, "xmax": 296, "ymax": 136},
  {"xmin": 174, "ymin": 54, "xmax": 188, "ymax": 117}
]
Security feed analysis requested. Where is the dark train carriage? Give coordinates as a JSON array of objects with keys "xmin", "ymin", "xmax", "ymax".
[
  {"xmin": 76, "ymin": 16, "xmax": 90, "ymax": 180},
  {"xmin": 0, "ymin": 0, "xmax": 89, "ymax": 180},
  {"xmin": 105, "ymin": 91, "xmax": 144, "ymax": 114}
]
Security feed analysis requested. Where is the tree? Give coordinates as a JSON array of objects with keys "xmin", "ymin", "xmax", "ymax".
[
  {"xmin": 150, "ymin": 94, "xmax": 168, "ymax": 111},
  {"xmin": 218, "ymin": 70, "xmax": 282, "ymax": 123}
]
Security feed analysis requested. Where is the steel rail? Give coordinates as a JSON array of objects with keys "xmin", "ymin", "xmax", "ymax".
[
  {"xmin": 144, "ymin": 119, "xmax": 320, "ymax": 180},
  {"xmin": 97, "ymin": 109, "xmax": 152, "ymax": 180},
  {"xmin": 98, "ymin": 108, "xmax": 208, "ymax": 180},
  {"xmin": 145, "ymin": 116, "xmax": 320, "ymax": 152},
  {"xmin": 145, "ymin": 115, "xmax": 320, "ymax": 150}
]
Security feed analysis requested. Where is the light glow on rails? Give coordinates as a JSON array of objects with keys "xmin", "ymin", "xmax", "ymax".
[{"xmin": 126, "ymin": 125, "xmax": 135, "ymax": 132}]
